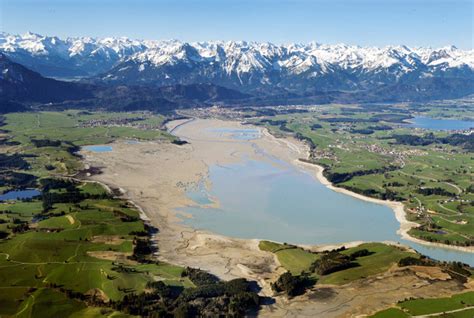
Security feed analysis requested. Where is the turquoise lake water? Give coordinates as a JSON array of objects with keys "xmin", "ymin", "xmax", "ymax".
[
  {"xmin": 177, "ymin": 126, "xmax": 474, "ymax": 266},
  {"xmin": 83, "ymin": 145, "xmax": 113, "ymax": 152},
  {"xmin": 408, "ymin": 116, "xmax": 473, "ymax": 131},
  {"xmin": 181, "ymin": 159, "xmax": 473, "ymax": 265}
]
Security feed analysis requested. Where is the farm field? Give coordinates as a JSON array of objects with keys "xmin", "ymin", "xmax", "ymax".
[
  {"xmin": 0, "ymin": 180, "xmax": 193, "ymax": 317},
  {"xmin": 1, "ymin": 111, "xmax": 174, "ymax": 180},
  {"xmin": 371, "ymin": 291, "xmax": 474, "ymax": 317},
  {"xmin": 0, "ymin": 111, "xmax": 260, "ymax": 317}
]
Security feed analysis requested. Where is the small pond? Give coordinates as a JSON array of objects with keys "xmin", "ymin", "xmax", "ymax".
[
  {"xmin": 83, "ymin": 145, "xmax": 113, "ymax": 152},
  {"xmin": 0, "ymin": 189, "xmax": 41, "ymax": 201}
]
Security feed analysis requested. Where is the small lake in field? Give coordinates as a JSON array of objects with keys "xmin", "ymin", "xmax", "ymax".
[
  {"xmin": 83, "ymin": 145, "xmax": 113, "ymax": 152},
  {"xmin": 407, "ymin": 116, "xmax": 474, "ymax": 131},
  {"xmin": 0, "ymin": 189, "xmax": 41, "ymax": 201}
]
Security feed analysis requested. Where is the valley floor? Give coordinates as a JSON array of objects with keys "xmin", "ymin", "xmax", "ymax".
[{"xmin": 82, "ymin": 118, "xmax": 473, "ymax": 317}]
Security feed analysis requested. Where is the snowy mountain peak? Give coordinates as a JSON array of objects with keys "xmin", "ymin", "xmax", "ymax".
[{"xmin": 0, "ymin": 32, "xmax": 472, "ymax": 93}]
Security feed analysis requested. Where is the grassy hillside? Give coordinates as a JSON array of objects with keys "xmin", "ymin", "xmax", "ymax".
[{"xmin": 259, "ymin": 241, "xmax": 416, "ymax": 285}]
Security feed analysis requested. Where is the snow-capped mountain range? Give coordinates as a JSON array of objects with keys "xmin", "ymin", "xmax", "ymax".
[{"xmin": 1, "ymin": 32, "xmax": 473, "ymax": 95}]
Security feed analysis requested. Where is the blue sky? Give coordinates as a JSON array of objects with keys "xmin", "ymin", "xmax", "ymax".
[{"xmin": 1, "ymin": 0, "xmax": 472, "ymax": 48}]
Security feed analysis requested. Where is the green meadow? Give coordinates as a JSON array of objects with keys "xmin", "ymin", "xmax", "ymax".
[
  {"xmin": 259, "ymin": 241, "xmax": 416, "ymax": 285},
  {"xmin": 2, "ymin": 111, "xmax": 174, "ymax": 178},
  {"xmin": 371, "ymin": 291, "xmax": 474, "ymax": 317},
  {"xmin": 0, "ymin": 111, "xmax": 191, "ymax": 317},
  {"xmin": 0, "ymin": 185, "xmax": 192, "ymax": 317}
]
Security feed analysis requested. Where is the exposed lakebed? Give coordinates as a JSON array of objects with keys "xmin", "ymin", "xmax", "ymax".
[{"xmin": 175, "ymin": 125, "xmax": 474, "ymax": 265}]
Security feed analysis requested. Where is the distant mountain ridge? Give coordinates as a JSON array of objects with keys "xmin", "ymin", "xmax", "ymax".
[
  {"xmin": 1, "ymin": 32, "xmax": 474, "ymax": 104},
  {"xmin": 1, "ymin": 32, "xmax": 473, "ymax": 93},
  {"xmin": 0, "ymin": 53, "xmax": 92, "ymax": 106},
  {"xmin": 0, "ymin": 53, "xmax": 250, "ymax": 113},
  {"xmin": 0, "ymin": 32, "xmax": 147, "ymax": 77}
]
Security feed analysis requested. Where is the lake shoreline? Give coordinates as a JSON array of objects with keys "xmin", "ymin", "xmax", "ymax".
[
  {"xmin": 255, "ymin": 121, "xmax": 473, "ymax": 254},
  {"xmin": 80, "ymin": 117, "xmax": 473, "ymax": 317},
  {"xmin": 294, "ymin": 160, "xmax": 474, "ymax": 254},
  {"xmin": 82, "ymin": 117, "xmax": 472, "ymax": 285}
]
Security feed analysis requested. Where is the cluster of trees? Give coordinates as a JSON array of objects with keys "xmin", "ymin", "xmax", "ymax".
[
  {"xmin": 0, "ymin": 152, "xmax": 38, "ymax": 191},
  {"xmin": 324, "ymin": 165, "xmax": 399, "ymax": 184},
  {"xmin": 271, "ymin": 272, "xmax": 314, "ymax": 297},
  {"xmin": 349, "ymin": 249, "xmax": 373, "ymax": 258},
  {"xmin": 440, "ymin": 133, "xmax": 474, "ymax": 151},
  {"xmin": 40, "ymin": 178, "xmax": 77, "ymax": 192},
  {"xmin": 398, "ymin": 256, "xmax": 434, "ymax": 267},
  {"xmin": 467, "ymin": 185, "xmax": 474, "ymax": 193},
  {"xmin": 414, "ymin": 232, "xmax": 473, "ymax": 247},
  {"xmin": 0, "ymin": 137, "xmax": 20, "ymax": 146},
  {"xmin": 31, "ymin": 138, "xmax": 62, "ymax": 148},
  {"xmin": 390, "ymin": 133, "xmax": 437, "ymax": 146},
  {"xmin": 444, "ymin": 262, "xmax": 472, "ymax": 283},
  {"xmin": 350, "ymin": 128, "xmax": 374, "ymax": 135},
  {"xmin": 171, "ymin": 139, "xmax": 188, "ymax": 146},
  {"xmin": 390, "ymin": 133, "xmax": 474, "ymax": 151},
  {"xmin": 310, "ymin": 251, "xmax": 359, "ymax": 275},
  {"xmin": 336, "ymin": 182, "xmax": 403, "ymax": 201},
  {"xmin": 0, "ymin": 171, "xmax": 37, "ymax": 188},
  {"xmin": 383, "ymin": 188, "xmax": 404, "ymax": 201},
  {"xmin": 309, "ymin": 249, "xmax": 373, "ymax": 276},
  {"xmin": 385, "ymin": 181, "xmax": 404, "ymax": 187},
  {"xmin": 181, "ymin": 267, "xmax": 219, "ymax": 286},
  {"xmin": 112, "ymin": 270, "xmax": 260, "ymax": 317},
  {"xmin": 9, "ymin": 222, "xmax": 29, "ymax": 233},
  {"xmin": 320, "ymin": 117, "xmax": 376, "ymax": 123},
  {"xmin": 64, "ymin": 141, "xmax": 81, "ymax": 156},
  {"xmin": 40, "ymin": 178, "xmax": 111, "ymax": 212},
  {"xmin": 130, "ymin": 238, "xmax": 155, "ymax": 262},
  {"xmin": 0, "ymin": 153, "xmax": 31, "ymax": 170},
  {"xmin": 259, "ymin": 119, "xmax": 293, "ymax": 133},
  {"xmin": 41, "ymin": 187, "xmax": 83, "ymax": 212},
  {"xmin": 129, "ymin": 223, "xmax": 157, "ymax": 237},
  {"xmin": 417, "ymin": 187, "xmax": 455, "ymax": 197}
]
